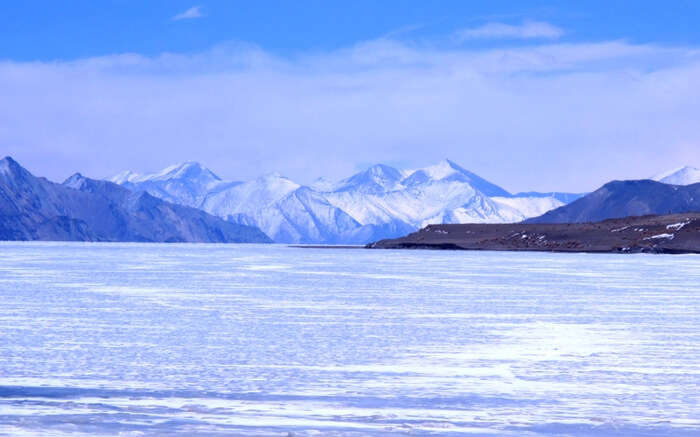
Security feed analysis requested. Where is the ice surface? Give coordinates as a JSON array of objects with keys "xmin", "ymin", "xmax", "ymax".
[{"xmin": 0, "ymin": 242, "xmax": 699, "ymax": 436}]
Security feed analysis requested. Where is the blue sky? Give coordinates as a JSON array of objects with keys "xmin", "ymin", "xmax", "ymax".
[
  {"xmin": 1, "ymin": 1, "xmax": 699, "ymax": 191},
  {"xmin": 4, "ymin": 1, "xmax": 700, "ymax": 60}
]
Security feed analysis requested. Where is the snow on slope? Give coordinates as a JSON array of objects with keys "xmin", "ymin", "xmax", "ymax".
[
  {"xmin": 227, "ymin": 187, "xmax": 365, "ymax": 244},
  {"xmin": 323, "ymin": 160, "xmax": 525, "ymax": 228},
  {"xmin": 202, "ymin": 173, "xmax": 299, "ymax": 217},
  {"xmin": 492, "ymin": 196, "xmax": 564, "ymax": 220},
  {"xmin": 325, "ymin": 176, "xmax": 513, "ymax": 228},
  {"xmin": 110, "ymin": 162, "xmax": 229, "ymax": 208},
  {"xmin": 200, "ymin": 175, "xmax": 369, "ymax": 243},
  {"xmin": 334, "ymin": 164, "xmax": 406, "ymax": 194},
  {"xmin": 652, "ymin": 166, "xmax": 700, "ymax": 185},
  {"xmin": 111, "ymin": 159, "xmax": 569, "ymax": 243},
  {"xmin": 402, "ymin": 159, "xmax": 511, "ymax": 197}
]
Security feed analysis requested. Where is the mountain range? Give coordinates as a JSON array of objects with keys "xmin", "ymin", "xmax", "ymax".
[
  {"xmin": 3, "ymin": 156, "xmax": 697, "ymax": 244},
  {"xmin": 0, "ymin": 157, "xmax": 271, "ymax": 243},
  {"xmin": 110, "ymin": 159, "xmax": 585, "ymax": 244},
  {"xmin": 526, "ymin": 179, "xmax": 700, "ymax": 224}
]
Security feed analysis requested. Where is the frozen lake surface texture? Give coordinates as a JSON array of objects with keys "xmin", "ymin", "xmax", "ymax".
[{"xmin": 0, "ymin": 242, "xmax": 699, "ymax": 436}]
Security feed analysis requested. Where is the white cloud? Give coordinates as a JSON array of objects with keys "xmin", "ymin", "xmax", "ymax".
[
  {"xmin": 1, "ymin": 39, "xmax": 699, "ymax": 192},
  {"xmin": 172, "ymin": 6, "xmax": 204, "ymax": 21},
  {"xmin": 456, "ymin": 21, "xmax": 564, "ymax": 41}
]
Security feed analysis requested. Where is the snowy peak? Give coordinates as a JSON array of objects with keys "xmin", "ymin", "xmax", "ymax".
[
  {"xmin": 156, "ymin": 161, "xmax": 220, "ymax": 182},
  {"xmin": 335, "ymin": 164, "xmax": 404, "ymax": 194},
  {"xmin": 402, "ymin": 159, "xmax": 511, "ymax": 197},
  {"xmin": 201, "ymin": 172, "xmax": 301, "ymax": 217},
  {"xmin": 0, "ymin": 156, "xmax": 19, "ymax": 175},
  {"xmin": 141, "ymin": 162, "xmax": 220, "ymax": 184},
  {"xmin": 110, "ymin": 170, "xmax": 140, "ymax": 184},
  {"xmin": 64, "ymin": 173, "xmax": 129, "ymax": 198},
  {"xmin": 110, "ymin": 162, "xmax": 226, "ymax": 208},
  {"xmin": 308, "ymin": 177, "xmax": 336, "ymax": 192},
  {"xmin": 63, "ymin": 173, "xmax": 88, "ymax": 189},
  {"xmin": 0, "ymin": 156, "xmax": 27, "ymax": 177},
  {"xmin": 251, "ymin": 172, "xmax": 301, "ymax": 197},
  {"xmin": 653, "ymin": 166, "xmax": 700, "ymax": 186},
  {"xmin": 64, "ymin": 172, "xmax": 106, "ymax": 191},
  {"xmin": 111, "ymin": 162, "xmax": 221, "ymax": 186},
  {"xmin": 0, "ymin": 156, "xmax": 35, "ymax": 187},
  {"xmin": 419, "ymin": 159, "xmax": 464, "ymax": 180},
  {"xmin": 0, "ymin": 156, "xmax": 18, "ymax": 172}
]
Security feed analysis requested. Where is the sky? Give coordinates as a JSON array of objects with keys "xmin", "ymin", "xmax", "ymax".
[{"xmin": 1, "ymin": 1, "xmax": 700, "ymax": 192}]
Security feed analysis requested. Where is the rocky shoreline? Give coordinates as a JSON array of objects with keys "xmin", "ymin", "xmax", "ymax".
[{"xmin": 367, "ymin": 213, "xmax": 700, "ymax": 254}]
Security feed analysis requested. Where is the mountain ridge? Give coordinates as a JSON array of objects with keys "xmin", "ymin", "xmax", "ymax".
[
  {"xmin": 526, "ymin": 179, "xmax": 700, "ymax": 224},
  {"xmin": 110, "ymin": 159, "xmax": 579, "ymax": 243},
  {"xmin": 0, "ymin": 157, "xmax": 271, "ymax": 243}
]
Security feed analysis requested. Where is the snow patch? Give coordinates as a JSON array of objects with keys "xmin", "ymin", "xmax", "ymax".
[
  {"xmin": 666, "ymin": 221, "xmax": 690, "ymax": 231},
  {"xmin": 643, "ymin": 233, "xmax": 675, "ymax": 240},
  {"xmin": 652, "ymin": 165, "xmax": 700, "ymax": 185}
]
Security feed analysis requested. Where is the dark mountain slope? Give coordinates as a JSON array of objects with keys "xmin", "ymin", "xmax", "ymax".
[
  {"xmin": 525, "ymin": 180, "xmax": 700, "ymax": 224},
  {"xmin": 0, "ymin": 157, "xmax": 271, "ymax": 243}
]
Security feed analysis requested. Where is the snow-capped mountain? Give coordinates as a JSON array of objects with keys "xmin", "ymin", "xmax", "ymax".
[
  {"xmin": 110, "ymin": 159, "xmax": 572, "ymax": 243},
  {"xmin": 491, "ymin": 196, "xmax": 565, "ymax": 219},
  {"xmin": 199, "ymin": 174, "xmax": 369, "ymax": 243},
  {"xmin": 400, "ymin": 160, "xmax": 510, "ymax": 197},
  {"xmin": 111, "ymin": 162, "xmax": 233, "ymax": 208},
  {"xmin": 652, "ymin": 166, "xmax": 700, "ymax": 185},
  {"xmin": 321, "ymin": 160, "xmax": 560, "ymax": 229},
  {"xmin": 202, "ymin": 173, "xmax": 299, "ymax": 218},
  {"xmin": 0, "ymin": 157, "xmax": 270, "ymax": 243},
  {"xmin": 324, "ymin": 161, "xmax": 517, "ymax": 229},
  {"xmin": 333, "ymin": 164, "xmax": 407, "ymax": 194},
  {"xmin": 226, "ymin": 187, "xmax": 367, "ymax": 244}
]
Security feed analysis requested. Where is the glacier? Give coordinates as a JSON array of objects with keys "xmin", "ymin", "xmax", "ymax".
[{"xmin": 110, "ymin": 159, "xmax": 575, "ymax": 243}]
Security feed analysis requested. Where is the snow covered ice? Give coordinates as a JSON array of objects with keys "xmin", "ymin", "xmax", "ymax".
[{"xmin": 0, "ymin": 242, "xmax": 699, "ymax": 436}]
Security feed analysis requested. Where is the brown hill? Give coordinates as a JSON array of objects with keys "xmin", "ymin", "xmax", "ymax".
[{"xmin": 367, "ymin": 213, "xmax": 700, "ymax": 254}]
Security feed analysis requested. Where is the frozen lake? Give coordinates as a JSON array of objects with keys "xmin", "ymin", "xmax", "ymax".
[{"xmin": 0, "ymin": 242, "xmax": 699, "ymax": 436}]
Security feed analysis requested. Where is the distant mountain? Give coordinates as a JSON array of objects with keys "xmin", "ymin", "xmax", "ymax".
[
  {"xmin": 321, "ymin": 160, "xmax": 568, "ymax": 231},
  {"xmin": 202, "ymin": 173, "xmax": 300, "ymax": 218},
  {"xmin": 333, "ymin": 164, "xmax": 406, "ymax": 194},
  {"xmin": 204, "ymin": 177, "xmax": 368, "ymax": 244},
  {"xmin": 652, "ymin": 166, "xmax": 700, "ymax": 186},
  {"xmin": 111, "ymin": 162, "xmax": 234, "ymax": 208},
  {"xmin": 401, "ymin": 159, "xmax": 511, "ymax": 197},
  {"xmin": 491, "ymin": 196, "xmax": 566, "ymax": 219},
  {"xmin": 0, "ymin": 157, "xmax": 270, "ymax": 243},
  {"xmin": 526, "ymin": 179, "xmax": 700, "ymax": 224},
  {"xmin": 111, "ymin": 159, "xmax": 577, "ymax": 243},
  {"xmin": 323, "ymin": 161, "xmax": 525, "ymax": 230},
  {"xmin": 512, "ymin": 191, "xmax": 586, "ymax": 204}
]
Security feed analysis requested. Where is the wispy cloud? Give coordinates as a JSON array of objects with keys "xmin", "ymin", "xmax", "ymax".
[
  {"xmin": 1, "ymin": 39, "xmax": 699, "ymax": 191},
  {"xmin": 172, "ymin": 6, "xmax": 204, "ymax": 21},
  {"xmin": 456, "ymin": 21, "xmax": 564, "ymax": 41}
]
